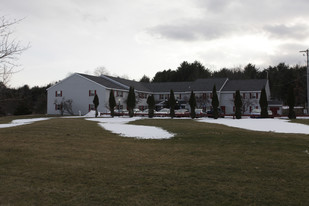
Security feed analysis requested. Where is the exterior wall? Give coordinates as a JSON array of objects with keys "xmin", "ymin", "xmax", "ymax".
[
  {"xmin": 136, "ymin": 91, "xmax": 151, "ymax": 111},
  {"xmin": 220, "ymin": 84, "xmax": 271, "ymax": 115},
  {"xmin": 105, "ymin": 89, "xmax": 150, "ymax": 112},
  {"xmin": 110, "ymin": 89, "xmax": 128, "ymax": 111},
  {"xmin": 220, "ymin": 92, "xmax": 234, "ymax": 115},
  {"xmin": 47, "ymin": 74, "xmax": 109, "ymax": 115},
  {"xmin": 220, "ymin": 92, "xmax": 261, "ymax": 115},
  {"xmin": 153, "ymin": 92, "xmax": 192, "ymax": 110}
]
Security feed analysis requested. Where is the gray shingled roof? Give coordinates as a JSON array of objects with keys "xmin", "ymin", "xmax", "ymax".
[
  {"xmin": 191, "ymin": 78, "xmax": 227, "ymax": 91},
  {"xmin": 222, "ymin": 79, "xmax": 268, "ymax": 91},
  {"xmin": 146, "ymin": 81, "xmax": 193, "ymax": 93},
  {"xmin": 104, "ymin": 75, "xmax": 152, "ymax": 92},
  {"xmin": 77, "ymin": 73, "xmax": 125, "ymax": 90},
  {"xmin": 78, "ymin": 73, "xmax": 267, "ymax": 93},
  {"xmin": 146, "ymin": 78, "xmax": 227, "ymax": 93}
]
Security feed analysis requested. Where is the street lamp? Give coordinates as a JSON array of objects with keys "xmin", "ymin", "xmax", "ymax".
[{"xmin": 300, "ymin": 49, "xmax": 309, "ymax": 114}]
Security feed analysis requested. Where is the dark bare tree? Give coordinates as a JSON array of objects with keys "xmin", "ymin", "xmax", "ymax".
[
  {"xmin": 93, "ymin": 66, "xmax": 109, "ymax": 76},
  {"xmin": 54, "ymin": 98, "xmax": 74, "ymax": 116},
  {"xmin": 0, "ymin": 16, "xmax": 29, "ymax": 86}
]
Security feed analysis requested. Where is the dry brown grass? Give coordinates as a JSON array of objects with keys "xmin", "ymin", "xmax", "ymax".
[{"xmin": 0, "ymin": 117, "xmax": 308, "ymax": 205}]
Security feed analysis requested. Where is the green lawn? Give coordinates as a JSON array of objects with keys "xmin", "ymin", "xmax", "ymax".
[{"xmin": 0, "ymin": 117, "xmax": 308, "ymax": 205}]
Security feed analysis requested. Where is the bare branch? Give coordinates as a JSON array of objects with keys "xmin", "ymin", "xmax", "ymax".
[{"xmin": 0, "ymin": 16, "xmax": 29, "ymax": 86}]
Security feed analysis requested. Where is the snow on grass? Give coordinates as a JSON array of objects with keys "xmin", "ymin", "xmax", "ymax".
[
  {"xmin": 0, "ymin": 118, "xmax": 51, "ymax": 128},
  {"xmin": 86, "ymin": 117, "xmax": 174, "ymax": 139},
  {"xmin": 197, "ymin": 117, "xmax": 309, "ymax": 135}
]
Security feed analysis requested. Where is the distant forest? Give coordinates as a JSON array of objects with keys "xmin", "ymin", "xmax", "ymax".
[
  {"xmin": 0, "ymin": 83, "xmax": 50, "ymax": 116},
  {"xmin": 146, "ymin": 61, "xmax": 307, "ymax": 106},
  {"xmin": 0, "ymin": 61, "xmax": 307, "ymax": 116}
]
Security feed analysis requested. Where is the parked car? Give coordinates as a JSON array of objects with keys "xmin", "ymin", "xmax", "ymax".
[
  {"xmin": 195, "ymin": 109, "xmax": 204, "ymax": 115},
  {"xmin": 206, "ymin": 108, "xmax": 224, "ymax": 118},
  {"xmin": 157, "ymin": 108, "xmax": 170, "ymax": 115},
  {"xmin": 141, "ymin": 109, "xmax": 149, "ymax": 115},
  {"xmin": 114, "ymin": 109, "xmax": 127, "ymax": 116},
  {"xmin": 133, "ymin": 108, "xmax": 142, "ymax": 114},
  {"xmin": 121, "ymin": 109, "xmax": 129, "ymax": 115},
  {"xmin": 250, "ymin": 109, "xmax": 273, "ymax": 118},
  {"xmin": 175, "ymin": 109, "xmax": 189, "ymax": 114},
  {"xmin": 138, "ymin": 109, "xmax": 157, "ymax": 116}
]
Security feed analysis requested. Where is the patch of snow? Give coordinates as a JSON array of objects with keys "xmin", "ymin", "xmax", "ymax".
[
  {"xmin": 98, "ymin": 123, "xmax": 173, "ymax": 139},
  {"xmin": 86, "ymin": 117, "xmax": 174, "ymax": 139},
  {"xmin": 84, "ymin": 110, "xmax": 97, "ymax": 117},
  {"xmin": 197, "ymin": 118, "xmax": 309, "ymax": 135},
  {"xmin": 297, "ymin": 116, "xmax": 309, "ymax": 119},
  {"xmin": 0, "ymin": 118, "xmax": 51, "ymax": 128},
  {"xmin": 86, "ymin": 116, "xmax": 142, "ymax": 124}
]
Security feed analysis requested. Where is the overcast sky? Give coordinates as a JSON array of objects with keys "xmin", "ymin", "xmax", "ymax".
[{"xmin": 2, "ymin": 0, "xmax": 309, "ymax": 88}]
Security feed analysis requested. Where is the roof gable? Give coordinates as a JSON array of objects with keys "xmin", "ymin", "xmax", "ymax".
[
  {"xmin": 147, "ymin": 81, "xmax": 193, "ymax": 93},
  {"xmin": 77, "ymin": 73, "xmax": 126, "ymax": 90},
  {"xmin": 103, "ymin": 75, "xmax": 152, "ymax": 92},
  {"xmin": 192, "ymin": 78, "xmax": 228, "ymax": 92},
  {"xmin": 222, "ymin": 79, "xmax": 268, "ymax": 91}
]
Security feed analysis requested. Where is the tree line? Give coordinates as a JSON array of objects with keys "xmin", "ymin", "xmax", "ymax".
[
  {"xmin": 145, "ymin": 61, "xmax": 307, "ymax": 106},
  {"xmin": 0, "ymin": 60, "xmax": 305, "ymax": 117},
  {"xmin": 0, "ymin": 83, "xmax": 50, "ymax": 116}
]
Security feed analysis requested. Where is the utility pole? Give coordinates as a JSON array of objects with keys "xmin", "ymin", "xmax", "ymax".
[{"xmin": 300, "ymin": 49, "xmax": 309, "ymax": 114}]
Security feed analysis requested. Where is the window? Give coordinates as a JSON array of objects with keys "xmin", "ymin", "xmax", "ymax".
[
  {"xmin": 159, "ymin": 94, "xmax": 164, "ymax": 100},
  {"xmin": 139, "ymin": 93, "xmax": 145, "ymax": 99},
  {"xmin": 89, "ymin": 90, "xmax": 96, "ymax": 96},
  {"xmin": 116, "ymin": 91, "xmax": 123, "ymax": 97},
  {"xmin": 55, "ymin": 90, "xmax": 62, "ymax": 97},
  {"xmin": 202, "ymin": 93, "xmax": 206, "ymax": 99},
  {"xmin": 55, "ymin": 104, "xmax": 62, "ymax": 110},
  {"xmin": 243, "ymin": 93, "xmax": 246, "ymax": 99},
  {"xmin": 250, "ymin": 93, "xmax": 258, "ymax": 99}
]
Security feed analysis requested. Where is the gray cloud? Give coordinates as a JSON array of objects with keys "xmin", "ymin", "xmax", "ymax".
[
  {"xmin": 263, "ymin": 24, "xmax": 309, "ymax": 40},
  {"xmin": 149, "ymin": 0, "xmax": 309, "ymax": 42},
  {"xmin": 195, "ymin": 0, "xmax": 236, "ymax": 12},
  {"xmin": 148, "ymin": 20, "xmax": 240, "ymax": 41},
  {"xmin": 266, "ymin": 43, "xmax": 308, "ymax": 66}
]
